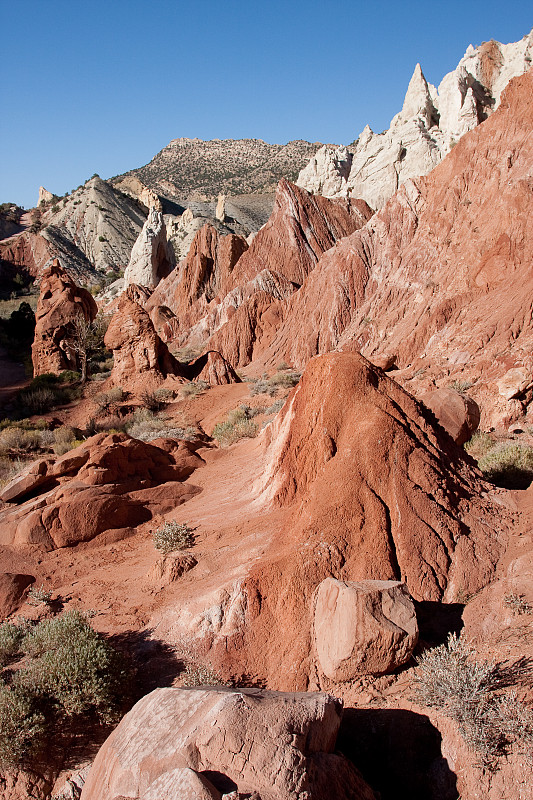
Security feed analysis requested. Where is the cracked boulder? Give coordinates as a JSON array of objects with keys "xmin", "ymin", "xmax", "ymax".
[{"xmin": 80, "ymin": 688, "xmax": 375, "ymax": 800}]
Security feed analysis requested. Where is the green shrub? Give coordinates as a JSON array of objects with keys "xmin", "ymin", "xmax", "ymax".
[
  {"xmin": 465, "ymin": 431, "xmax": 496, "ymax": 461},
  {"xmin": 181, "ymin": 663, "xmax": 229, "ymax": 687},
  {"xmin": 0, "ymin": 683, "xmax": 47, "ymax": 768},
  {"xmin": 412, "ymin": 633, "xmax": 533, "ymax": 764},
  {"xmin": 477, "ymin": 442, "xmax": 533, "ymax": 489},
  {"xmin": 212, "ymin": 407, "xmax": 259, "ymax": 446},
  {"xmin": 19, "ymin": 611, "xmax": 130, "ymax": 721},
  {"xmin": 152, "ymin": 521, "xmax": 194, "ymax": 554},
  {"xmin": 0, "ymin": 622, "xmax": 24, "ymax": 668},
  {"xmin": 27, "ymin": 584, "xmax": 52, "ymax": 607},
  {"xmin": 0, "ymin": 427, "xmax": 42, "ymax": 453},
  {"xmin": 181, "ymin": 380, "xmax": 209, "ymax": 398}
]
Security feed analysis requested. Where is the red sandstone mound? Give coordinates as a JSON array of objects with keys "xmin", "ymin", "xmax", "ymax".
[
  {"xmin": 31, "ymin": 260, "xmax": 98, "ymax": 377},
  {"xmin": 0, "ymin": 432, "xmax": 204, "ymax": 550},
  {"xmin": 150, "ymin": 353, "xmax": 509, "ymax": 690},
  {"xmin": 251, "ymin": 71, "xmax": 533, "ymax": 425}
]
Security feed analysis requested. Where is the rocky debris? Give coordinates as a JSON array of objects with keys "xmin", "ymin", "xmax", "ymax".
[
  {"xmin": 259, "ymin": 70, "xmax": 533, "ymax": 427},
  {"xmin": 0, "ymin": 432, "xmax": 204, "ymax": 550},
  {"xmin": 38, "ymin": 186, "xmax": 56, "ymax": 206},
  {"xmin": 123, "ymin": 208, "xmax": 175, "ymax": 289},
  {"xmin": 185, "ymin": 351, "xmax": 241, "ymax": 386},
  {"xmin": 371, "ymin": 353, "xmax": 397, "ymax": 371},
  {"xmin": 51, "ymin": 765, "xmax": 91, "ymax": 800},
  {"xmin": 0, "ymin": 573, "xmax": 35, "ymax": 619},
  {"xmin": 297, "ymin": 31, "xmax": 533, "ymax": 209},
  {"xmin": 148, "ymin": 552, "xmax": 197, "ymax": 584},
  {"xmin": 105, "ymin": 290, "xmax": 183, "ymax": 388},
  {"xmin": 313, "ymin": 578, "xmax": 418, "ymax": 679},
  {"xmin": 114, "ymin": 138, "xmax": 325, "ymax": 202},
  {"xmin": 31, "ymin": 260, "xmax": 97, "ymax": 376},
  {"xmin": 420, "ymin": 388, "xmax": 480, "ymax": 445},
  {"xmin": 80, "ymin": 688, "xmax": 375, "ymax": 800}
]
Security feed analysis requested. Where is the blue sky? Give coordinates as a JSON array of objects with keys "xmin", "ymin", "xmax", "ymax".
[{"xmin": 1, "ymin": 0, "xmax": 531, "ymax": 208}]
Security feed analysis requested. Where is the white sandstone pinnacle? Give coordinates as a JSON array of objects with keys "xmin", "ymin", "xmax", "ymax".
[{"xmin": 297, "ymin": 30, "xmax": 533, "ymax": 210}]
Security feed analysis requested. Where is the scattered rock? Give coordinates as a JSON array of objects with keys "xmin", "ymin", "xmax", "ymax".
[
  {"xmin": 496, "ymin": 367, "xmax": 531, "ymax": 400},
  {"xmin": 148, "ymin": 552, "xmax": 197, "ymax": 584}
]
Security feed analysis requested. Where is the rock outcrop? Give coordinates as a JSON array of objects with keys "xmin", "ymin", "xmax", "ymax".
[
  {"xmin": 255, "ymin": 69, "xmax": 533, "ymax": 427},
  {"xmin": 313, "ymin": 578, "xmax": 418, "ymax": 680},
  {"xmin": 0, "ymin": 573, "xmax": 35, "ymax": 619},
  {"xmin": 38, "ymin": 187, "xmax": 57, "ymax": 206},
  {"xmin": 297, "ymin": 31, "xmax": 533, "ymax": 209},
  {"xmin": 31, "ymin": 260, "xmax": 98, "ymax": 376},
  {"xmin": 0, "ymin": 433, "xmax": 204, "ymax": 550},
  {"xmin": 123, "ymin": 208, "xmax": 175, "ymax": 289},
  {"xmin": 80, "ymin": 688, "xmax": 375, "ymax": 800}
]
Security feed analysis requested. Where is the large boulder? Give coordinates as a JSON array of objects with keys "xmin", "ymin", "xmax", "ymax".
[
  {"xmin": 313, "ymin": 578, "xmax": 418, "ymax": 679},
  {"xmin": 80, "ymin": 688, "xmax": 375, "ymax": 800},
  {"xmin": 0, "ymin": 573, "xmax": 35, "ymax": 619},
  {"xmin": 31, "ymin": 260, "xmax": 97, "ymax": 376},
  {"xmin": 420, "ymin": 388, "xmax": 480, "ymax": 445}
]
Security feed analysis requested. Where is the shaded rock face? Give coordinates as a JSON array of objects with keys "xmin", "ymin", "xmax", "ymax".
[
  {"xmin": 258, "ymin": 70, "xmax": 533, "ymax": 427},
  {"xmin": 420, "ymin": 388, "xmax": 480, "ymax": 445},
  {"xmin": 297, "ymin": 31, "xmax": 533, "ymax": 209},
  {"xmin": 123, "ymin": 208, "xmax": 175, "ymax": 289},
  {"xmin": 80, "ymin": 688, "xmax": 375, "ymax": 800},
  {"xmin": 0, "ymin": 432, "xmax": 204, "ymax": 550},
  {"xmin": 31, "ymin": 260, "xmax": 98, "ymax": 376},
  {"xmin": 313, "ymin": 578, "xmax": 418, "ymax": 679}
]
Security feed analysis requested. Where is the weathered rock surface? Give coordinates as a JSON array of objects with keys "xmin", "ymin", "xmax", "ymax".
[
  {"xmin": 38, "ymin": 187, "xmax": 57, "ymax": 206},
  {"xmin": 123, "ymin": 208, "xmax": 175, "ymax": 289},
  {"xmin": 80, "ymin": 688, "xmax": 375, "ymax": 800},
  {"xmin": 297, "ymin": 31, "xmax": 533, "ymax": 210},
  {"xmin": 32, "ymin": 260, "xmax": 97, "ymax": 376},
  {"xmin": 0, "ymin": 432, "xmax": 204, "ymax": 550},
  {"xmin": 256, "ymin": 70, "xmax": 533, "ymax": 427},
  {"xmin": 0, "ymin": 573, "xmax": 35, "ymax": 619},
  {"xmin": 105, "ymin": 290, "xmax": 183, "ymax": 388},
  {"xmin": 314, "ymin": 578, "xmax": 418, "ymax": 679},
  {"xmin": 420, "ymin": 388, "xmax": 480, "ymax": 445}
]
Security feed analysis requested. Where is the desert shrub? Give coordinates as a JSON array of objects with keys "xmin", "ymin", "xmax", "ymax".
[
  {"xmin": 268, "ymin": 370, "xmax": 301, "ymax": 388},
  {"xmin": 17, "ymin": 374, "xmax": 79, "ymax": 415},
  {"xmin": 477, "ymin": 442, "xmax": 533, "ymax": 489},
  {"xmin": 139, "ymin": 389, "xmax": 172, "ymax": 413},
  {"xmin": 250, "ymin": 377, "xmax": 277, "ymax": 397},
  {"xmin": 58, "ymin": 370, "xmax": 81, "ymax": 383},
  {"xmin": 503, "ymin": 593, "xmax": 532, "ymax": 615},
  {"xmin": 412, "ymin": 633, "xmax": 533, "ymax": 764},
  {"xmin": 212, "ymin": 407, "xmax": 259, "ymax": 446},
  {"xmin": 0, "ymin": 683, "xmax": 47, "ymax": 768},
  {"xmin": 27, "ymin": 584, "xmax": 52, "ymax": 607},
  {"xmin": 181, "ymin": 380, "xmax": 209, "ymax": 398},
  {"xmin": 19, "ymin": 611, "xmax": 130, "ymax": 721},
  {"xmin": 152, "ymin": 521, "xmax": 194, "ymax": 554},
  {"xmin": 181, "ymin": 663, "xmax": 229, "ymax": 687},
  {"xmin": 0, "ymin": 426, "xmax": 42, "ymax": 453},
  {"xmin": 0, "ymin": 622, "xmax": 24, "ymax": 667},
  {"xmin": 465, "ymin": 431, "xmax": 496, "ymax": 461},
  {"xmin": 450, "ymin": 379, "xmax": 473, "ymax": 393},
  {"xmin": 277, "ymin": 361, "xmax": 290, "ymax": 371},
  {"xmin": 94, "ymin": 386, "xmax": 125, "ymax": 414},
  {"xmin": 0, "ymin": 456, "xmax": 25, "ymax": 488}
]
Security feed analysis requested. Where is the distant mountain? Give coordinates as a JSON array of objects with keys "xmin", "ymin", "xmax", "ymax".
[{"xmin": 112, "ymin": 138, "xmax": 324, "ymax": 202}]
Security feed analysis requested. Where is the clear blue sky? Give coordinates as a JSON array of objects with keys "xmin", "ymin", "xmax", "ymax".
[{"xmin": 1, "ymin": 0, "xmax": 531, "ymax": 208}]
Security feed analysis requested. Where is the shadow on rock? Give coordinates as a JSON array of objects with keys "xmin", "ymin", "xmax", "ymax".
[
  {"xmin": 107, "ymin": 628, "xmax": 185, "ymax": 696},
  {"xmin": 337, "ymin": 707, "xmax": 458, "ymax": 800},
  {"xmin": 414, "ymin": 601, "xmax": 465, "ymax": 648}
]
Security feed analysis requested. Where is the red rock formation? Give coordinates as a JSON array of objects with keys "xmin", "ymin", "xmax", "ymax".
[
  {"xmin": 31, "ymin": 260, "xmax": 97, "ymax": 376},
  {"xmin": 255, "ymin": 71, "xmax": 533, "ymax": 425},
  {"xmin": 0, "ymin": 433, "xmax": 204, "ymax": 550},
  {"xmin": 104, "ymin": 289, "xmax": 184, "ymax": 388},
  {"xmin": 81, "ymin": 688, "xmax": 375, "ymax": 800},
  {"xmin": 0, "ymin": 573, "xmax": 35, "ymax": 619}
]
